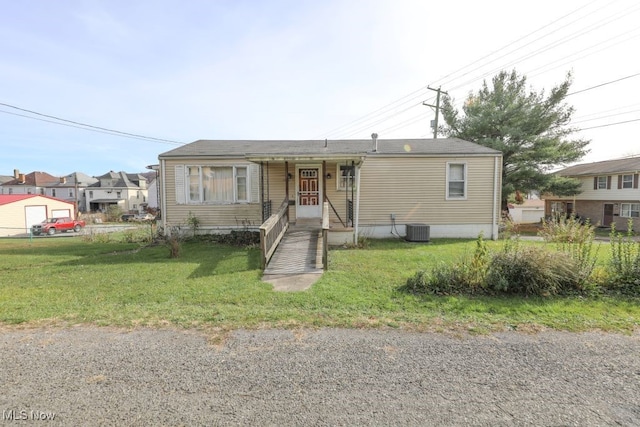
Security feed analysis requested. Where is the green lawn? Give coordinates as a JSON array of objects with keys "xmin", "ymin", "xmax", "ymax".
[{"xmin": 0, "ymin": 236, "xmax": 638, "ymax": 333}]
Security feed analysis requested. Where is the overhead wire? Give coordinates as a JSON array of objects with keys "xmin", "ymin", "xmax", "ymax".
[
  {"xmin": 317, "ymin": 0, "xmax": 640, "ymax": 139},
  {"xmin": 0, "ymin": 102, "xmax": 185, "ymax": 145}
]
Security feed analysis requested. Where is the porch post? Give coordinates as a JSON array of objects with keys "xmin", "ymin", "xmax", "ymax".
[
  {"xmin": 322, "ymin": 160, "xmax": 327, "ymax": 203},
  {"xmin": 285, "ymin": 161, "xmax": 290, "ymax": 220},
  {"xmin": 354, "ymin": 161, "xmax": 362, "ymax": 245},
  {"xmin": 260, "ymin": 161, "xmax": 265, "ymax": 222}
]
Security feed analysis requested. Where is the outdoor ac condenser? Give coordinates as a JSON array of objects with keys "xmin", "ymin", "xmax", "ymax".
[{"xmin": 405, "ymin": 224, "xmax": 430, "ymax": 242}]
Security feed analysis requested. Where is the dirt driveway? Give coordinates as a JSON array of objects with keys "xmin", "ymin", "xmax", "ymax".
[{"xmin": 1, "ymin": 327, "xmax": 639, "ymax": 426}]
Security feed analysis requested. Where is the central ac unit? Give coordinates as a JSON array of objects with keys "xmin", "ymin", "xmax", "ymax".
[{"xmin": 405, "ymin": 223, "xmax": 430, "ymax": 242}]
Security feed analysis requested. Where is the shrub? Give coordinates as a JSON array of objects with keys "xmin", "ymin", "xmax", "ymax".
[
  {"xmin": 404, "ymin": 262, "xmax": 479, "ymax": 296},
  {"xmin": 486, "ymin": 247, "xmax": 582, "ymax": 296},
  {"xmin": 403, "ymin": 233, "xmax": 489, "ymax": 295},
  {"xmin": 539, "ymin": 214, "xmax": 594, "ymax": 244},
  {"xmin": 538, "ymin": 214, "xmax": 598, "ymax": 289},
  {"xmin": 186, "ymin": 211, "xmax": 201, "ymax": 237},
  {"xmin": 607, "ymin": 220, "xmax": 640, "ymax": 294},
  {"xmin": 105, "ymin": 205, "xmax": 123, "ymax": 222},
  {"xmin": 213, "ymin": 230, "xmax": 260, "ymax": 246}
]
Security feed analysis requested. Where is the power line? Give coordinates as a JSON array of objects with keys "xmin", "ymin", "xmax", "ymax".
[
  {"xmin": 0, "ymin": 102, "xmax": 185, "ymax": 145},
  {"xmin": 318, "ymin": 0, "xmax": 638, "ymax": 140},
  {"xmin": 567, "ymin": 72, "xmax": 640, "ymax": 96},
  {"xmin": 579, "ymin": 118, "xmax": 640, "ymax": 130}
]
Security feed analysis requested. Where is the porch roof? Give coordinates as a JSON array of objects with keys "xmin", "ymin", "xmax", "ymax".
[{"xmin": 159, "ymin": 138, "xmax": 501, "ymax": 159}]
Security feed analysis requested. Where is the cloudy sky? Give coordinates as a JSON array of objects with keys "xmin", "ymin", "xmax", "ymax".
[{"xmin": 1, "ymin": 0, "xmax": 639, "ymax": 177}]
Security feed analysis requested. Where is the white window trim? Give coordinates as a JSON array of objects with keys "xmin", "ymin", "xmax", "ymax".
[
  {"xmin": 336, "ymin": 164, "xmax": 355, "ymax": 191},
  {"xmin": 620, "ymin": 203, "xmax": 640, "ymax": 218},
  {"xmin": 597, "ymin": 176, "xmax": 607, "ymax": 189},
  {"xmin": 622, "ymin": 174, "xmax": 634, "ymax": 189},
  {"xmin": 446, "ymin": 162, "xmax": 467, "ymax": 200},
  {"xmin": 185, "ymin": 165, "xmax": 251, "ymax": 205}
]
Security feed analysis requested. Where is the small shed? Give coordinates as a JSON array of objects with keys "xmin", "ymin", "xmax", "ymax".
[
  {"xmin": 0, "ymin": 195, "xmax": 76, "ymax": 236},
  {"xmin": 508, "ymin": 199, "xmax": 545, "ymax": 224}
]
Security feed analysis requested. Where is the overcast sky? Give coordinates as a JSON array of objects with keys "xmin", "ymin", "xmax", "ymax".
[{"xmin": 1, "ymin": 0, "xmax": 639, "ymax": 177}]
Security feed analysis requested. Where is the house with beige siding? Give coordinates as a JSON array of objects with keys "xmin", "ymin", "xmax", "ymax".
[
  {"xmin": 0, "ymin": 195, "xmax": 77, "ymax": 236},
  {"xmin": 158, "ymin": 137, "xmax": 503, "ymax": 242},
  {"xmin": 545, "ymin": 156, "xmax": 640, "ymax": 230}
]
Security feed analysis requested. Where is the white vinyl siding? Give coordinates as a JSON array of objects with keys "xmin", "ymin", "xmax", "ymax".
[{"xmin": 446, "ymin": 162, "xmax": 467, "ymax": 200}]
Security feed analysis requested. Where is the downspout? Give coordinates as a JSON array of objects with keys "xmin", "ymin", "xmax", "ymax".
[
  {"xmin": 492, "ymin": 155, "xmax": 500, "ymax": 240},
  {"xmin": 354, "ymin": 159, "xmax": 362, "ymax": 245},
  {"xmin": 161, "ymin": 158, "xmax": 167, "ymax": 233}
]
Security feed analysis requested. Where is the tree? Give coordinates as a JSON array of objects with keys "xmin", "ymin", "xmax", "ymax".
[{"xmin": 441, "ymin": 70, "xmax": 589, "ymax": 210}]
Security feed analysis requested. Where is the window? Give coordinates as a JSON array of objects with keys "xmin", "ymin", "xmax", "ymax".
[
  {"xmin": 621, "ymin": 203, "xmax": 640, "ymax": 218},
  {"xmin": 52, "ymin": 189, "xmax": 56, "ymax": 197},
  {"xmin": 337, "ymin": 164, "xmax": 355, "ymax": 191},
  {"xmin": 116, "ymin": 191, "xmax": 121, "ymax": 198},
  {"xmin": 187, "ymin": 166, "xmax": 249, "ymax": 203},
  {"xmin": 89, "ymin": 191, "xmax": 93, "ymax": 199},
  {"xmin": 446, "ymin": 163, "xmax": 466, "ymax": 199},
  {"xmin": 622, "ymin": 174, "xmax": 634, "ymax": 189},
  {"xmin": 596, "ymin": 176, "xmax": 607, "ymax": 189},
  {"xmin": 27, "ymin": 188, "xmax": 33, "ymax": 195},
  {"xmin": 69, "ymin": 189, "xmax": 74, "ymax": 198}
]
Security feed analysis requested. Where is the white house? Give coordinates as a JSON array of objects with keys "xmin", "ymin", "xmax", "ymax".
[{"xmin": 86, "ymin": 171, "xmax": 149, "ymax": 213}]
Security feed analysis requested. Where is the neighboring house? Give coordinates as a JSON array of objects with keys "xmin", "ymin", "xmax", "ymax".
[
  {"xmin": 0, "ymin": 170, "xmax": 58, "ymax": 196},
  {"xmin": 158, "ymin": 137, "xmax": 503, "ymax": 242},
  {"xmin": 144, "ymin": 166, "xmax": 160, "ymax": 210},
  {"xmin": 546, "ymin": 156, "xmax": 640, "ymax": 230},
  {"xmin": 508, "ymin": 199, "xmax": 545, "ymax": 224},
  {"xmin": 0, "ymin": 194, "xmax": 76, "ymax": 237},
  {"xmin": 86, "ymin": 171, "xmax": 149, "ymax": 213},
  {"xmin": 147, "ymin": 177, "xmax": 159, "ymax": 210},
  {"xmin": 0, "ymin": 175, "xmax": 13, "ymax": 185},
  {"xmin": 44, "ymin": 172, "xmax": 98, "ymax": 213}
]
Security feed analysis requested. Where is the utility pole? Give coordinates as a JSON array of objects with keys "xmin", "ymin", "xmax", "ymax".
[{"xmin": 422, "ymin": 86, "xmax": 448, "ymax": 139}]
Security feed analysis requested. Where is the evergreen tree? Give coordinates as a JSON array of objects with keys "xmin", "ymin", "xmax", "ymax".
[{"xmin": 441, "ymin": 70, "xmax": 588, "ymax": 209}]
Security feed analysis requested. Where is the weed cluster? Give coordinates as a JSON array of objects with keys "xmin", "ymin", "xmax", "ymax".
[
  {"xmin": 607, "ymin": 221, "xmax": 640, "ymax": 294},
  {"xmin": 405, "ymin": 221, "xmax": 603, "ymax": 297}
]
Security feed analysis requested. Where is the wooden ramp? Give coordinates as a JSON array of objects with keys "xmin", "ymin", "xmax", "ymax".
[{"xmin": 263, "ymin": 222, "xmax": 324, "ymax": 276}]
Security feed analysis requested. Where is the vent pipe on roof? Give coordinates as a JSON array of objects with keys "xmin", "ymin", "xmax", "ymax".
[
  {"xmin": 371, "ymin": 133, "xmax": 378, "ymax": 152},
  {"xmin": 325, "ymin": 138, "xmax": 328, "ymax": 148},
  {"xmin": 13, "ymin": 169, "xmax": 19, "ymax": 179},
  {"xmin": 18, "ymin": 174, "xmax": 25, "ymax": 184}
]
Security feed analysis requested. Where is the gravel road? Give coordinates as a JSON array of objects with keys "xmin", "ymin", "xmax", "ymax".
[{"xmin": 1, "ymin": 327, "xmax": 639, "ymax": 426}]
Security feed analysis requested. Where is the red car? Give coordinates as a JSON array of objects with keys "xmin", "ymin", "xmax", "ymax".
[{"xmin": 31, "ymin": 217, "xmax": 86, "ymax": 236}]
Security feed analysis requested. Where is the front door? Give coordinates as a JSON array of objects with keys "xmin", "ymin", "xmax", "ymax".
[
  {"xmin": 297, "ymin": 168, "xmax": 321, "ymax": 218},
  {"xmin": 603, "ymin": 203, "xmax": 614, "ymax": 226}
]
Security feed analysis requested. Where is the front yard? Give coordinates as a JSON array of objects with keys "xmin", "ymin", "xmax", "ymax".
[{"xmin": 0, "ymin": 236, "xmax": 638, "ymax": 333}]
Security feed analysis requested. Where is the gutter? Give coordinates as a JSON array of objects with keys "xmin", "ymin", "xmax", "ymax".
[{"xmin": 492, "ymin": 155, "xmax": 500, "ymax": 240}]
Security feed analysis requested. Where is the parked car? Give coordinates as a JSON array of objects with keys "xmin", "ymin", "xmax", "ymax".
[
  {"xmin": 132, "ymin": 213, "xmax": 155, "ymax": 221},
  {"xmin": 121, "ymin": 213, "xmax": 155, "ymax": 222},
  {"xmin": 32, "ymin": 217, "xmax": 86, "ymax": 236}
]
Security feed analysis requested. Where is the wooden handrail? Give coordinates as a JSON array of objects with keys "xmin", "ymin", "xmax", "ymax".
[
  {"xmin": 322, "ymin": 202, "xmax": 329, "ymax": 270},
  {"xmin": 259, "ymin": 197, "xmax": 289, "ymax": 269},
  {"xmin": 325, "ymin": 195, "xmax": 346, "ymax": 227}
]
